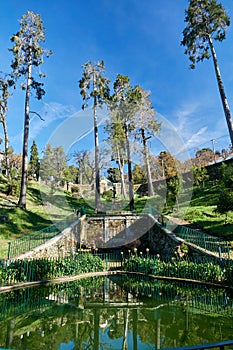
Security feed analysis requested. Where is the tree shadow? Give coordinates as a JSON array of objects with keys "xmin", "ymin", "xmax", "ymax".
[
  {"xmin": 27, "ymin": 186, "xmax": 48, "ymax": 205},
  {"xmin": 0, "ymin": 206, "xmax": 53, "ymax": 241}
]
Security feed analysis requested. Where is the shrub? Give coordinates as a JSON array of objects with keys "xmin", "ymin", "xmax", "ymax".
[
  {"xmin": 5, "ymin": 179, "xmax": 20, "ymax": 196},
  {"xmin": 71, "ymin": 185, "xmax": 80, "ymax": 194},
  {"xmin": 102, "ymin": 189, "xmax": 113, "ymax": 201}
]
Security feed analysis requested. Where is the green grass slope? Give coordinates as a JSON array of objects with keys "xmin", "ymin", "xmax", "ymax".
[
  {"xmin": 0, "ymin": 173, "xmax": 232, "ymax": 259},
  {"xmin": 169, "ymin": 182, "xmax": 233, "ymax": 241},
  {"xmin": 0, "ymin": 179, "xmax": 81, "ymax": 258}
]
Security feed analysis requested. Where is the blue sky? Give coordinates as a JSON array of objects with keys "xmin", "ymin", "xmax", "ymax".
[{"xmin": 1, "ymin": 0, "xmax": 233, "ymax": 162}]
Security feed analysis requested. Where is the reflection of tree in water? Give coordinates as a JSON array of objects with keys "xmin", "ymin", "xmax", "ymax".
[{"xmin": 0, "ymin": 275, "xmax": 232, "ymax": 349}]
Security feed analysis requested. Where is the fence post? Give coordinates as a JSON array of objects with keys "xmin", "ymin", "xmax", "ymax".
[
  {"xmin": 121, "ymin": 252, "xmax": 124, "ymax": 271},
  {"xmin": 204, "ymin": 235, "xmax": 207, "ymax": 250},
  {"xmin": 218, "ymin": 245, "xmax": 223, "ymax": 268},
  {"xmin": 7, "ymin": 242, "xmax": 11, "ymax": 260},
  {"xmin": 105, "ymin": 254, "xmax": 108, "ymax": 270}
]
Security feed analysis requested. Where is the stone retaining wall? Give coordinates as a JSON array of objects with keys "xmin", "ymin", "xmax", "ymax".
[
  {"xmin": 15, "ymin": 214, "xmax": 220, "ymax": 261},
  {"xmin": 138, "ymin": 215, "xmax": 220, "ymax": 259},
  {"xmin": 17, "ymin": 216, "xmax": 86, "ymax": 260}
]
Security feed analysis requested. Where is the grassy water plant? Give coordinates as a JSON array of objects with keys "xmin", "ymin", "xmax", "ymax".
[
  {"xmin": 123, "ymin": 255, "xmax": 233, "ymax": 286},
  {"xmin": 0, "ymin": 253, "xmax": 104, "ymax": 286}
]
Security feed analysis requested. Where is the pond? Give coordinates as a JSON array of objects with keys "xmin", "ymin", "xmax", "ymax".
[{"xmin": 0, "ymin": 274, "xmax": 232, "ymax": 350}]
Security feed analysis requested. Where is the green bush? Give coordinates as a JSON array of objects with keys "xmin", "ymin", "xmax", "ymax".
[
  {"xmin": 5, "ymin": 179, "xmax": 20, "ymax": 196},
  {"xmin": 71, "ymin": 185, "xmax": 80, "ymax": 194},
  {"xmin": 102, "ymin": 189, "xmax": 113, "ymax": 201}
]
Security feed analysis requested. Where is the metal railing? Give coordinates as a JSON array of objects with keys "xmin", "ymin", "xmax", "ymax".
[
  {"xmin": 6, "ymin": 204, "xmax": 231, "ymax": 262},
  {"xmin": 146, "ymin": 205, "xmax": 231, "ymax": 260},
  {"xmin": 162, "ymin": 340, "xmax": 233, "ymax": 350},
  {"xmin": 174, "ymin": 225, "xmax": 230, "ymax": 258},
  {"xmin": 1, "ymin": 251, "xmax": 232, "ymax": 287},
  {"xmin": 7, "ymin": 215, "xmax": 77, "ymax": 259}
]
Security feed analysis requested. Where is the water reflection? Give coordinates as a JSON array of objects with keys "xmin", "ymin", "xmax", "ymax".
[{"xmin": 0, "ymin": 274, "xmax": 232, "ymax": 349}]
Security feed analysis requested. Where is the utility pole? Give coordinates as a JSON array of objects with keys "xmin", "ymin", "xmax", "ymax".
[
  {"xmin": 161, "ymin": 159, "xmax": 165, "ymax": 179},
  {"xmin": 211, "ymin": 139, "xmax": 216, "ymax": 163}
]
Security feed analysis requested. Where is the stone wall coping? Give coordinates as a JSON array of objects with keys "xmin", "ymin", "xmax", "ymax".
[{"xmin": 16, "ymin": 216, "xmax": 86, "ymax": 260}]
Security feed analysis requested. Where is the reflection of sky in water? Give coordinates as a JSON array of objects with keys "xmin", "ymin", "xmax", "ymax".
[
  {"xmin": 58, "ymin": 323, "xmax": 155, "ymax": 349},
  {"xmin": 100, "ymin": 331, "xmax": 152, "ymax": 350},
  {"xmin": 59, "ymin": 340, "xmax": 75, "ymax": 349}
]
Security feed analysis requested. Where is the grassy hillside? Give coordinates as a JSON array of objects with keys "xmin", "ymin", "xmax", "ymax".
[
  {"xmin": 0, "ymin": 171, "xmax": 232, "ymax": 259},
  {"xmin": 0, "ymin": 179, "xmax": 80, "ymax": 258},
  {"xmin": 168, "ymin": 182, "xmax": 233, "ymax": 241}
]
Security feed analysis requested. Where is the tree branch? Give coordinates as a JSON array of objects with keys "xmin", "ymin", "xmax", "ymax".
[{"xmin": 29, "ymin": 110, "xmax": 45, "ymax": 121}]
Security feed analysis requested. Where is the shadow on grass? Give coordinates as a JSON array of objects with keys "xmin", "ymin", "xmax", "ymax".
[
  {"xmin": 27, "ymin": 186, "xmax": 46, "ymax": 205},
  {"xmin": 190, "ymin": 185, "xmax": 220, "ymax": 206},
  {"xmin": 0, "ymin": 206, "xmax": 53, "ymax": 240},
  {"xmin": 181, "ymin": 219, "xmax": 233, "ymax": 241}
]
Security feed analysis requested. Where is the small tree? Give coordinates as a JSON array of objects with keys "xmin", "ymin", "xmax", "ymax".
[
  {"xmin": 215, "ymin": 163, "xmax": 233, "ymax": 223},
  {"xmin": 167, "ymin": 175, "xmax": 183, "ymax": 211},
  {"xmin": 192, "ymin": 166, "xmax": 209, "ymax": 189},
  {"xmin": 216, "ymin": 189, "xmax": 233, "ymax": 224},
  {"xmin": 10, "ymin": 11, "xmax": 52, "ymax": 209},
  {"xmin": 65, "ymin": 165, "xmax": 79, "ymax": 185},
  {"xmin": 220, "ymin": 163, "xmax": 233, "ymax": 189},
  {"xmin": 28, "ymin": 140, "xmax": 40, "ymax": 180},
  {"xmin": 132, "ymin": 164, "xmax": 147, "ymax": 184},
  {"xmin": 73, "ymin": 150, "xmax": 95, "ymax": 185},
  {"xmin": 5, "ymin": 148, "xmax": 22, "ymax": 196},
  {"xmin": 40, "ymin": 144, "xmax": 67, "ymax": 187},
  {"xmin": 39, "ymin": 144, "xmax": 54, "ymax": 181},
  {"xmin": 107, "ymin": 167, "xmax": 121, "ymax": 184},
  {"xmin": 158, "ymin": 151, "xmax": 179, "ymax": 179}
]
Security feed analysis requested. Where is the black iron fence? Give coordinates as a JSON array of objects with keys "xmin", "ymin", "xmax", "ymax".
[{"xmin": 7, "ymin": 214, "xmax": 77, "ymax": 259}]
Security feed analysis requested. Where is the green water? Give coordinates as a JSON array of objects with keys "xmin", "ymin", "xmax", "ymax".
[{"xmin": 0, "ymin": 275, "xmax": 232, "ymax": 349}]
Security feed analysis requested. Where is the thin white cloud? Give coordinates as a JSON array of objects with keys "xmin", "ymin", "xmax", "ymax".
[
  {"xmin": 185, "ymin": 126, "xmax": 208, "ymax": 148},
  {"xmin": 10, "ymin": 102, "xmax": 76, "ymax": 150},
  {"xmin": 173, "ymin": 102, "xmax": 200, "ymax": 135},
  {"xmin": 171, "ymin": 102, "xmax": 217, "ymax": 150},
  {"xmin": 29, "ymin": 102, "xmax": 76, "ymax": 139},
  {"xmin": 168, "ymin": 100, "xmax": 232, "ymax": 159}
]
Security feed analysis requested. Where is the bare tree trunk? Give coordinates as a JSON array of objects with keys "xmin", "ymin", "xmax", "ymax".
[
  {"xmin": 93, "ymin": 100, "xmax": 101, "ymax": 212},
  {"xmin": 2, "ymin": 117, "xmax": 10, "ymax": 177},
  {"xmin": 124, "ymin": 122, "xmax": 134, "ymax": 211},
  {"xmin": 18, "ymin": 63, "xmax": 31, "ymax": 209},
  {"xmin": 132, "ymin": 309, "xmax": 138, "ymax": 350},
  {"xmin": 141, "ymin": 128, "xmax": 154, "ymax": 197},
  {"xmin": 6, "ymin": 319, "xmax": 15, "ymax": 349},
  {"xmin": 122, "ymin": 308, "xmax": 129, "ymax": 350},
  {"xmin": 208, "ymin": 35, "xmax": 233, "ymax": 146},
  {"xmin": 116, "ymin": 145, "xmax": 126, "ymax": 198},
  {"xmin": 94, "ymin": 308, "xmax": 100, "ymax": 350},
  {"xmin": 0, "ymin": 83, "xmax": 10, "ymax": 177}
]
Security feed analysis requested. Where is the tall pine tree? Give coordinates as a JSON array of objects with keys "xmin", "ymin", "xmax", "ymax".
[
  {"xmin": 79, "ymin": 60, "xmax": 110, "ymax": 211},
  {"xmin": 181, "ymin": 0, "xmax": 233, "ymax": 145},
  {"xmin": 10, "ymin": 11, "xmax": 52, "ymax": 209}
]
